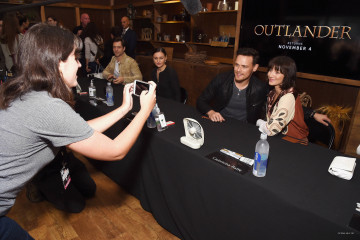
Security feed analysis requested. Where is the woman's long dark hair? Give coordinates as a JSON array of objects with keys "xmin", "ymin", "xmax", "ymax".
[
  {"xmin": 0, "ymin": 12, "xmax": 20, "ymax": 54},
  {"xmin": 268, "ymin": 56, "xmax": 297, "ymax": 90},
  {"xmin": 0, "ymin": 23, "xmax": 82, "ymax": 109},
  {"xmin": 81, "ymin": 22, "xmax": 101, "ymax": 44}
]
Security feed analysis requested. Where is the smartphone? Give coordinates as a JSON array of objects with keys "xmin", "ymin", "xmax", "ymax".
[{"xmin": 133, "ymin": 80, "xmax": 150, "ymax": 96}]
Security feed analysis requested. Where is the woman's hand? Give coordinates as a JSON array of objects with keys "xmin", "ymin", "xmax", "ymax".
[
  {"xmin": 314, "ymin": 113, "xmax": 331, "ymax": 126},
  {"xmin": 122, "ymin": 83, "xmax": 133, "ymax": 112},
  {"xmin": 139, "ymin": 81, "xmax": 156, "ymax": 115}
]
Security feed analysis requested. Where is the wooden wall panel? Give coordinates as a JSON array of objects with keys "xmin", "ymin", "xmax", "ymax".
[
  {"xmin": 80, "ymin": 8, "xmax": 112, "ymax": 42},
  {"xmin": 44, "ymin": 6, "xmax": 76, "ymax": 31},
  {"xmin": 345, "ymin": 91, "xmax": 360, "ymax": 157},
  {"xmin": 67, "ymin": 0, "xmax": 111, "ymax": 5}
]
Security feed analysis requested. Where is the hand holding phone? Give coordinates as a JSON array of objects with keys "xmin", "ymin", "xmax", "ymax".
[{"xmin": 133, "ymin": 80, "xmax": 150, "ymax": 96}]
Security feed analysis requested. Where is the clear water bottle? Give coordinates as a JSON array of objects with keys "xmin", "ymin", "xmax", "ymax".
[
  {"xmin": 106, "ymin": 82, "xmax": 114, "ymax": 106},
  {"xmin": 253, "ymin": 133, "xmax": 269, "ymax": 177},
  {"xmin": 147, "ymin": 104, "xmax": 157, "ymax": 128},
  {"xmin": 89, "ymin": 79, "xmax": 96, "ymax": 100},
  {"xmin": 154, "ymin": 104, "xmax": 167, "ymax": 132}
]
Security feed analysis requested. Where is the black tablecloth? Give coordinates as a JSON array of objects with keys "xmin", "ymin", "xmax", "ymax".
[{"xmin": 75, "ymin": 78, "xmax": 360, "ymax": 240}]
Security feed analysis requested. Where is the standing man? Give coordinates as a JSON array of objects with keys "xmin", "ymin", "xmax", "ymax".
[
  {"xmin": 73, "ymin": 13, "xmax": 90, "ymax": 37},
  {"xmin": 102, "ymin": 37, "xmax": 142, "ymax": 85},
  {"xmin": 121, "ymin": 16, "xmax": 137, "ymax": 59},
  {"xmin": 197, "ymin": 48, "xmax": 268, "ymax": 124},
  {"xmin": 73, "ymin": 13, "xmax": 90, "ymax": 76}
]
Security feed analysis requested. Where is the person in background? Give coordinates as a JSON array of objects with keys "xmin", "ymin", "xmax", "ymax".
[
  {"xmin": 102, "ymin": 37, "xmax": 142, "ymax": 84},
  {"xmin": 73, "ymin": 13, "xmax": 90, "ymax": 76},
  {"xmin": 0, "ymin": 23, "xmax": 156, "ymax": 239},
  {"xmin": 73, "ymin": 12, "xmax": 90, "ymax": 37},
  {"xmin": 46, "ymin": 16, "xmax": 62, "ymax": 27},
  {"xmin": 121, "ymin": 16, "xmax": 137, "ymax": 59},
  {"xmin": 151, "ymin": 47, "xmax": 181, "ymax": 102},
  {"xmin": 17, "ymin": 13, "xmax": 29, "ymax": 34},
  {"xmin": 256, "ymin": 56, "xmax": 309, "ymax": 142},
  {"xmin": 0, "ymin": 12, "xmax": 22, "ymax": 72},
  {"xmin": 81, "ymin": 22, "xmax": 103, "ymax": 74},
  {"xmin": 99, "ymin": 25, "xmax": 122, "ymax": 68},
  {"xmin": 0, "ymin": 15, "xmax": 6, "ymax": 72}
]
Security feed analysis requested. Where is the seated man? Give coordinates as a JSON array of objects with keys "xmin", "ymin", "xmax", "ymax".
[
  {"xmin": 197, "ymin": 48, "xmax": 268, "ymax": 124},
  {"xmin": 197, "ymin": 47, "xmax": 330, "ymax": 125},
  {"xmin": 102, "ymin": 37, "xmax": 142, "ymax": 84}
]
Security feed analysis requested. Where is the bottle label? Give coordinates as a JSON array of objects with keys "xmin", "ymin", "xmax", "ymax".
[
  {"xmin": 158, "ymin": 114, "xmax": 167, "ymax": 128},
  {"xmin": 106, "ymin": 92, "xmax": 114, "ymax": 103},
  {"xmin": 253, "ymin": 152, "xmax": 268, "ymax": 172}
]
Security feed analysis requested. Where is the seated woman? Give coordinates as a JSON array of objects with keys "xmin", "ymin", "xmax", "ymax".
[
  {"xmin": 257, "ymin": 56, "xmax": 309, "ymax": 142},
  {"xmin": 0, "ymin": 23, "xmax": 156, "ymax": 239},
  {"xmin": 151, "ymin": 47, "xmax": 181, "ymax": 102}
]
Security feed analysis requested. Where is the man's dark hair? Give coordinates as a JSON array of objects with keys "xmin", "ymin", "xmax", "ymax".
[
  {"xmin": 236, "ymin": 48, "xmax": 260, "ymax": 65},
  {"xmin": 113, "ymin": 36, "xmax": 126, "ymax": 49}
]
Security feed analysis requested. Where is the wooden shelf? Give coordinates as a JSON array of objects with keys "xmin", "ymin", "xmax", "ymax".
[
  {"xmin": 155, "ymin": 20, "xmax": 187, "ymax": 24},
  {"xmin": 187, "ymin": 42, "xmax": 234, "ymax": 48},
  {"xmin": 198, "ymin": 10, "xmax": 238, "ymax": 14},
  {"xmin": 152, "ymin": 40, "xmax": 184, "ymax": 44},
  {"xmin": 153, "ymin": 0, "xmax": 181, "ymax": 5},
  {"xmin": 133, "ymin": 16, "xmax": 152, "ymax": 20}
]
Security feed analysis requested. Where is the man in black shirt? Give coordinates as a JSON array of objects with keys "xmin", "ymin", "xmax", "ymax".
[{"xmin": 197, "ymin": 48, "xmax": 268, "ymax": 124}]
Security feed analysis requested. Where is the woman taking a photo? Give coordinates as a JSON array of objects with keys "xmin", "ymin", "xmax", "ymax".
[
  {"xmin": 151, "ymin": 47, "xmax": 181, "ymax": 102},
  {"xmin": 0, "ymin": 23, "xmax": 156, "ymax": 239},
  {"xmin": 256, "ymin": 56, "xmax": 309, "ymax": 142}
]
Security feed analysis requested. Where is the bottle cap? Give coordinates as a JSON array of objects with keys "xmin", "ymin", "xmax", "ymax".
[
  {"xmin": 260, "ymin": 133, "xmax": 267, "ymax": 140},
  {"xmin": 107, "ymin": 82, "xmax": 111, "ymax": 85}
]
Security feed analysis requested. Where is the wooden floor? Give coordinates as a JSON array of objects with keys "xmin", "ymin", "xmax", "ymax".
[{"xmin": 7, "ymin": 153, "xmax": 180, "ymax": 240}]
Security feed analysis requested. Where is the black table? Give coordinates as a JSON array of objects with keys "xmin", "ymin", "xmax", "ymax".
[{"xmin": 75, "ymin": 78, "xmax": 360, "ymax": 240}]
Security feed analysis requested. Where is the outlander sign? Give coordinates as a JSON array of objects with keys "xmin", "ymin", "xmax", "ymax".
[
  {"xmin": 254, "ymin": 25, "xmax": 352, "ymax": 40},
  {"xmin": 239, "ymin": 0, "xmax": 360, "ymax": 80}
]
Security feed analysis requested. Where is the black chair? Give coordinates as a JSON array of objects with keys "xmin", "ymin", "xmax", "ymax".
[
  {"xmin": 180, "ymin": 87, "xmax": 188, "ymax": 104},
  {"xmin": 306, "ymin": 118, "xmax": 335, "ymax": 149}
]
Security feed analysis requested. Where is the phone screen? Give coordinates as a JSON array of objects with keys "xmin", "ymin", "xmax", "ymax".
[{"xmin": 134, "ymin": 81, "xmax": 150, "ymax": 96}]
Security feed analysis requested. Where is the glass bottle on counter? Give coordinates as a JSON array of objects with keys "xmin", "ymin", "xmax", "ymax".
[
  {"xmin": 154, "ymin": 104, "xmax": 167, "ymax": 132},
  {"xmin": 89, "ymin": 79, "xmax": 96, "ymax": 100}
]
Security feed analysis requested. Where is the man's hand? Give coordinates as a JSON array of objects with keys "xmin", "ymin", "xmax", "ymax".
[
  {"xmin": 207, "ymin": 110, "xmax": 225, "ymax": 122},
  {"xmin": 314, "ymin": 113, "xmax": 331, "ymax": 126},
  {"xmin": 113, "ymin": 76, "xmax": 125, "ymax": 84}
]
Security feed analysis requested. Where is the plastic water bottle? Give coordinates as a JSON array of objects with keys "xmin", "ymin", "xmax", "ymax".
[
  {"xmin": 89, "ymin": 79, "xmax": 96, "ymax": 100},
  {"xmin": 154, "ymin": 104, "xmax": 167, "ymax": 132},
  {"xmin": 147, "ymin": 105, "xmax": 157, "ymax": 128},
  {"xmin": 106, "ymin": 82, "xmax": 114, "ymax": 106},
  {"xmin": 253, "ymin": 133, "xmax": 269, "ymax": 177}
]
